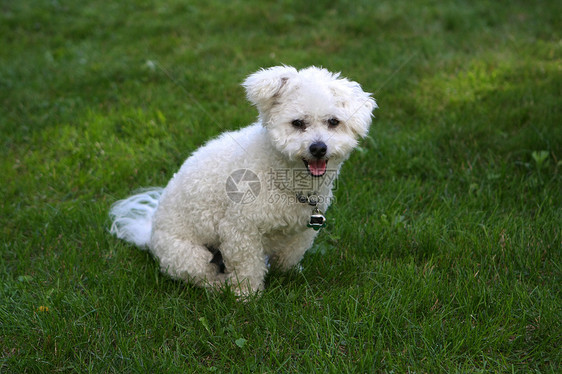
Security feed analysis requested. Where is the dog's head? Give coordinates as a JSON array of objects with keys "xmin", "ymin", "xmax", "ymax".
[{"xmin": 243, "ymin": 65, "xmax": 376, "ymax": 176}]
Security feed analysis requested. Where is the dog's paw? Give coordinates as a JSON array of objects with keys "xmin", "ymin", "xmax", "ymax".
[{"xmin": 226, "ymin": 277, "xmax": 264, "ymax": 300}]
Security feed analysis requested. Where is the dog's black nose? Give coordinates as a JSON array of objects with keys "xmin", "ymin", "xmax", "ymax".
[{"xmin": 309, "ymin": 141, "xmax": 327, "ymax": 158}]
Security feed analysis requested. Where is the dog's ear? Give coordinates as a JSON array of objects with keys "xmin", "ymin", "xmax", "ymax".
[
  {"xmin": 330, "ymin": 78, "xmax": 377, "ymax": 138},
  {"xmin": 242, "ymin": 66, "xmax": 298, "ymax": 115}
]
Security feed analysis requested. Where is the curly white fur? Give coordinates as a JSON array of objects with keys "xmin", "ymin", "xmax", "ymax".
[
  {"xmin": 109, "ymin": 66, "xmax": 376, "ymax": 296},
  {"xmin": 109, "ymin": 188, "xmax": 162, "ymax": 248}
]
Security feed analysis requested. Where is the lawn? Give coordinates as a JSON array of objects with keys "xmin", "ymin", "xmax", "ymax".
[{"xmin": 1, "ymin": 0, "xmax": 561, "ymax": 372}]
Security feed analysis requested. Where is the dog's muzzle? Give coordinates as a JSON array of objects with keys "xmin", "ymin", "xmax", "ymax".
[{"xmin": 303, "ymin": 141, "xmax": 328, "ymax": 177}]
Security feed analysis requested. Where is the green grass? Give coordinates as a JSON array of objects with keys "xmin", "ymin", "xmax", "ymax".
[{"xmin": 1, "ymin": 0, "xmax": 561, "ymax": 372}]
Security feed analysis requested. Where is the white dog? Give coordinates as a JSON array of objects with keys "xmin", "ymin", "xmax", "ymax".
[{"xmin": 110, "ymin": 66, "xmax": 376, "ymax": 296}]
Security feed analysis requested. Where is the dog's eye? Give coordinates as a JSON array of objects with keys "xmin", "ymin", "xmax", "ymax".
[
  {"xmin": 291, "ymin": 119, "xmax": 306, "ymax": 129},
  {"xmin": 327, "ymin": 117, "xmax": 340, "ymax": 128}
]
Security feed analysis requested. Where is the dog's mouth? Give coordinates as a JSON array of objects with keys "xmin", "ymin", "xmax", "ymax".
[{"xmin": 303, "ymin": 159, "xmax": 328, "ymax": 177}]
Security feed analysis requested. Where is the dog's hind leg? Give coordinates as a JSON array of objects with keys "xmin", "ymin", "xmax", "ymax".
[{"xmin": 150, "ymin": 230, "xmax": 225, "ymax": 288}]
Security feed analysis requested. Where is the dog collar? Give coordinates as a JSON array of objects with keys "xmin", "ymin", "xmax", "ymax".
[
  {"xmin": 296, "ymin": 191, "xmax": 320, "ymax": 206},
  {"xmin": 296, "ymin": 192, "xmax": 327, "ymax": 231}
]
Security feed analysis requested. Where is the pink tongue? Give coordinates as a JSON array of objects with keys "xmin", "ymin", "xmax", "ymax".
[{"xmin": 308, "ymin": 159, "xmax": 327, "ymax": 176}]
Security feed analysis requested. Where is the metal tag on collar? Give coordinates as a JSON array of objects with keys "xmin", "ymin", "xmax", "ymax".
[{"xmin": 307, "ymin": 208, "xmax": 326, "ymax": 231}]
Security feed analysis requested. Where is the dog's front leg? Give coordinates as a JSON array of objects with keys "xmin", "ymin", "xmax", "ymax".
[
  {"xmin": 218, "ymin": 220, "xmax": 268, "ymax": 297},
  {"xmin": 266, "ymin": 229, "xmax": 318, "ymax": 271}
]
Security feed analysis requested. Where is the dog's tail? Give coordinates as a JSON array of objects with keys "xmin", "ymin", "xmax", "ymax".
[{"xmin": 109, "ymin": 188, "xmax": 164, "ymax": 249}]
